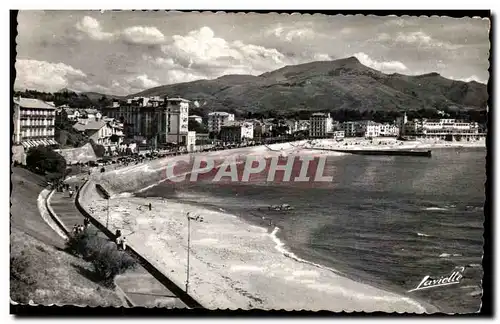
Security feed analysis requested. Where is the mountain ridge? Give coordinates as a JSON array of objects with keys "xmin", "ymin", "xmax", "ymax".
[{"xmin": 86, "ymin": 56, "xmax": 488, "ymax": 113}]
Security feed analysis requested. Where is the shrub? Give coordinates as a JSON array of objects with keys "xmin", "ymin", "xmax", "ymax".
[
  {"xmin": 90, "ymin": 140, "xmax": 106, "ymax": 158},
  {"xmin": 65, "ymin": 231, "xmax": 137, "ymax": 285},
  {"xmin": 26, "ymin": 146, "xmax": 66, "ymax": 175}
]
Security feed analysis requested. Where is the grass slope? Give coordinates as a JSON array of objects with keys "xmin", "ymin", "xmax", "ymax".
[{"xmin": 10, "ymin": 167, "xmax": 122, "ymax": 306}]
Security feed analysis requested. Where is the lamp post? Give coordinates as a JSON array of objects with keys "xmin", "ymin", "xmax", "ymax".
[
  {"xmin": 106, "ymin": 198, "xmax": 110, "ymax": 228},
  {"xmin": 186, "ymin": 212, "xmax": 203, "ymax": 294}
]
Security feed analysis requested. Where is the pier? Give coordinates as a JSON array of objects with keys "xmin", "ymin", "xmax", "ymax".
[{"xmin": 313, "ymin": 148, "xmax": 432, "ymax": 157}]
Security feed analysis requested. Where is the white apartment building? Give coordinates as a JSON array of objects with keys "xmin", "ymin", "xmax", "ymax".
[
  {"xmin": 166, "ymin": 98, "xmax": 190, "ymax": 145},
  {"xmin": 360, "ymin": 121, "xmax": 381, "ymax": 138},
  {"xmin": 13, "ymin": 97, "xmax": 58, "ymax": 149},
  {"xmin": 379, "ymin": 124, "xmax": 399, "ymax": 137},
  {"xmin": 207, "ymin": 111, "xmax": 235, "ymax": 134},
  {"xmin": 309, "ymin": 113, "xmax": 333, "ymax": 138}
]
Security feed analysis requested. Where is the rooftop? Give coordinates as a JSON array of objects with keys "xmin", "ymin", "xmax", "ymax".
[
  {"xmin": 14, "ymin": 97, "xmax": 56, "ymax": 109},
  {"xmin": 208, "ymin": 111, "xmax": 233, "ymax": 116},
  {"xmin": 73, "ymin": 120, "xmax": 106, "ymax": 132}
]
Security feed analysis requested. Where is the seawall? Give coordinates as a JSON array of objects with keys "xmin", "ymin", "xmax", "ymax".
[{"xmin": 76, "ymin": 180, "xmax": 203, "ymax": 309}]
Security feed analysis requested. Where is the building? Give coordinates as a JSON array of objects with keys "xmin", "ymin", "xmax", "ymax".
[
  {"xmin": 102, "ymin": 96, "xmax": 192, "ymax": 148},
  {"xmin": 13, "ymin": 97, "xmax": 58, "ymax": 150},
  {"xmin": 165, "ymin": 98, "xmax": 190, "ymax": 145},
  {"xmin": 360, "ymin": 121, "xmax": 381, "ymax": 138},
  {"xmin": 286, "ymin": 120, "xmax": 299, "ymax": 134},
  {"xmin": 342, "ymin": 121, "xmax": 359, "ymax": 137},
  {"xmin": 73, "ymin": 119, "xmax": 124, "ymax": 150},
  {"xmin": 379, "ymin": 124, "xmax": 399, "ymax": 137},
  {"xmin": 403, "ymin": 118, "xmax": 481, "ymax": 140},
  {"xmin": 207, "ymin": 112, "xmax": 235, "ymax": 134},
  {"xmin": 297, "ymin": 120, "xmax": 310, "ymax": 132},
  {"xmin": 220, "ymin": 121, "xmax": 254, "ymax": 143},
  {"xmin": 309, "ymin": 113, "xmax": 333, "ymax": 138},
  {"xmin": 396, "ymin": 112, "xmax": 408, "ymax": 137},
  {"xmin": 332, "ymin": 130, "xmax": 345, "ymax": 139},
  {"xmin": 189, "ymin": 115, "xmax": 203, "ymax": 124}
]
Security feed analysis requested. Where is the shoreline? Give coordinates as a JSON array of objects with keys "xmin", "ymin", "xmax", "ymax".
[
  {"xmin": 82, "ymin": 142, "xmax": 448, "ymax": 312},
  {"xmin": 80, "ymin": 189, "xmax": 436, "ymax": 312},
  {"xmin": 81, "ymin": 140, "xmax": 484, "ymax": 312}
]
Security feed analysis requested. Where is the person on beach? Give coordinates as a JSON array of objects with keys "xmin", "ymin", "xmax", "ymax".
[
  {"xmin": 149, "ymin": 203, "xmax": 152, "ymax": 211},
  {"xmin": 69, "ymin": 189, "xmax": 74, "ymax": 198},
  {"xmin": 121, "ymin": 237, "xmax": 127, "ymax": 250}
]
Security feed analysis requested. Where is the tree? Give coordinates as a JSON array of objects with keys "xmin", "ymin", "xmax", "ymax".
[
  {"xmin": 110, "ymin": 134, "xmax": 120, "ymax": 143},
  {"xmin": 188, "ymin": 119, "xmax": 209, "ymax": 133},
  {"xmin": 26, "ymin": 146, "xmax": 66, "ymax": 176},
  {"xmin": 89, "ymin": 140, "xmax": 106, "ymax": 158}
]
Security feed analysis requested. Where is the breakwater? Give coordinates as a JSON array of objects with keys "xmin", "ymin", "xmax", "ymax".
[{"xmin": 312, "ymin": 148, "xmax": 432, "ymax": 157}]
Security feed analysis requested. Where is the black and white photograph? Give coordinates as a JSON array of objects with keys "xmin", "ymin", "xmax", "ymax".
[{"xmin": 10, "ymin": 9, "xmax": 490, "ymax": 315}]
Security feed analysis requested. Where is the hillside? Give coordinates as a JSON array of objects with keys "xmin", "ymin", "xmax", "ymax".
[{"xmin": 130, "ymin": 56, "xmax": 488, "ymax": 114}]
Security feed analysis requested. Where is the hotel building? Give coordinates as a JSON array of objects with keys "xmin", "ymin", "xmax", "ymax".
[
  {"xmin": 309, "ymin": 113, "xmax": 333, "ymax": 138},
  {"xmin": 13, "ymin": 97, "xmax": 58, "ymax": 149},
  {"xmin": 103, "ymin": 96, "xmax": 192, "ymax": 148}
]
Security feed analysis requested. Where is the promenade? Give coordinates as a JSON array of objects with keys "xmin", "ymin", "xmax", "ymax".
[{"xmin": 48, "ymin": 177, "xmax": 187, "ymax": 308}]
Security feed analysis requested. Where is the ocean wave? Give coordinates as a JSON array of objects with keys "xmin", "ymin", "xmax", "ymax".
[
  {"xmin": 417, "ymin": 232, "xmax": 431, "ymax": 237},
  {"xmin": 423, "ymin": 207, "xmax": 448, "ymax": 211},
  {"xmin": 438, "ymin": 253, "xmax": 462, "ymax": 258},
  {"xmin": 270, "ymin": 227, "xmax": 346, "ymax": 277}
]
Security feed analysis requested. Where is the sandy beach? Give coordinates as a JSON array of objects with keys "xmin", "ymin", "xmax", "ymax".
[
  {"xmin": 305, "ymin": 137, "xmax": 486, "ymax": 151},
  {"xmin": 80, "ymin": 184, "xmax": 436, "ymax": 312},
  {"xmin": 77, "ymin": 141, "xmax": 446, "ymax": 312}
]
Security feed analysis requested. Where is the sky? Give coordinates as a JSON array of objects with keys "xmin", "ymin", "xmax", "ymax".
[{"xmin": 14, "ymin": 11, "xmax": 491, "ymax": 96}]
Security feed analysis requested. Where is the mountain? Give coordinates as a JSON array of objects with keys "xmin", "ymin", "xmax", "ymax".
[{"xmin": 131, "ymin": 56, "xmax": 488, "ymax": 114}]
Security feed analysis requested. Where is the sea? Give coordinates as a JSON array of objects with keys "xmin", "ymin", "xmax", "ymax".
[{"xmin": 136, "ymin": 147, "xmax": 486, "ymax": 313}]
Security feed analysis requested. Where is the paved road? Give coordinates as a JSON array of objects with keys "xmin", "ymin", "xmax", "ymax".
[{"xmin": 49, "ymin": 183, "xmax": 187, "ymax": 309}]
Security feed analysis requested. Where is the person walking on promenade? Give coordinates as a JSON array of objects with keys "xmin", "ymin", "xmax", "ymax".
[
  {"xmin": 115, "ymin": 229, "xmax": 122, "ymax": 248},
  {"xmin": 72, "ymin": 224, "xmax": 78, "ymax": 235},
  {"xmin": 77, "ymin": 224, "xmax": 84, "ymax": 234},
  {"xmin": 83, "ymin": 217, "xmax": 90, "ymax": 229},
  {"xmin": 69, "ymin": 189, "xmax": 74, "ymax": 198},
  {"xmin": 121, "ymin": 237, "xmax": 127, "ymax": 251}
]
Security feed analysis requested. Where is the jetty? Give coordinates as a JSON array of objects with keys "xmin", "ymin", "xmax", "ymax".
[{"xmin": 313, "ymin": 148, "xmax": 432, "ymax": 157}]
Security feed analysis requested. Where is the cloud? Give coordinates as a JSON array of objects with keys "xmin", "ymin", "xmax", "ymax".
[
  {"xmin": 451, "ymin": 75, "xmax": 488, "ymax": 84},
  {"xmin": 353, "ymin": 52, "xmax": 408, "ymax": 72},
  {"xmin": 127, "ymin": 74, "xmax": 160, "ymax": 89},
  {"xmin": 161, "ymin": 26, "xmax": 287, "ymax": 77},
  {"xmin": 394, "ymin": 31, "xmax": 458, "ymax": 49},
  {"xmin": 75, "ymin": 16, "xmax": 114, "ymax": 41},
  {"xmin": 15, "ymin": 59, "xmax": 87, "ymax": 92},
  {"xmin": 76, "ymin": 16, "xmax": 165, "ymax": 45},
  {"xmin": 270, "ymin": 25, "xmax": 316, "ymax": 42},
  {"xmin": 121, "ymin": 26, "xmax": 166, "ymax": 45}
]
